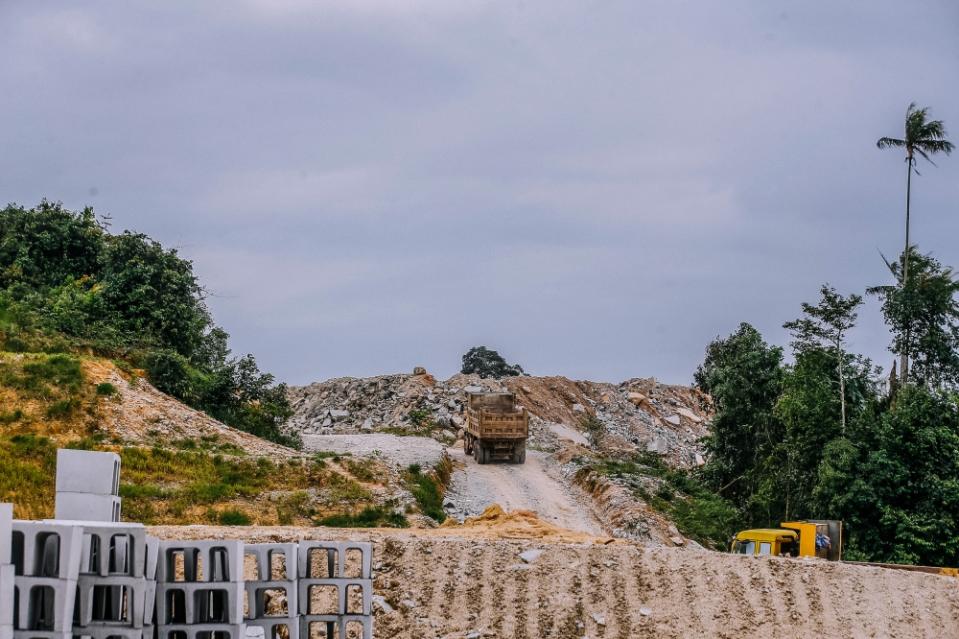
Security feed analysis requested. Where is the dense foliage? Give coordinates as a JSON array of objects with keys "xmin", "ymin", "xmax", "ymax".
[
  {"xmin": 461, "ymin": 345, "xmax": 525, "ymax": 378},
  {"xmin": 0, "ymin": 201, "xmax": 297, "ymax": 447},
  {"xmin": 699, "ymin": 258, "xmax": 959, "ymax": 566}
]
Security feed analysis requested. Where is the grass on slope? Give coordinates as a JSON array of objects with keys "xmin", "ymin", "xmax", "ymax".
[
  {"xmin": 581, "ymin": 452, "xmax": 740, "ymax": 549},
  {"xmin": 0, "ymin": 432, "xmax": 403, "ymax": 526}
]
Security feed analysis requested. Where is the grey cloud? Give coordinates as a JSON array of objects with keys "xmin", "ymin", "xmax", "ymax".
[{"xmin": 1, "ymin": 1, "xmax": 957, "ymax": 384}]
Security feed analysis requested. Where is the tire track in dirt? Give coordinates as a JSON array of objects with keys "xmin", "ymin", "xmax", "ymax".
[{"xmin": 153, "ymin": 526, "xmax": 959, "ymax": 639}]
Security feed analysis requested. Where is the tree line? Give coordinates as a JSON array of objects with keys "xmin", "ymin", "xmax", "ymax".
[
  {"xmin": 0, "ymin": 201, "xmax": 298, "ymax": 447},
  {"xmin": 697, "ymin": 104, "xmax": 956, "ymax": 566}
]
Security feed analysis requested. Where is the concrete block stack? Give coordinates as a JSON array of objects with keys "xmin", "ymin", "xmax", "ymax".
[
  {"xmin": 244, "ymin": 544, "xmax": 298, "ymax": 639},
  {"xmin": 54, "ymin": 450, "xmax": 121, "ymax": 523},
  {"xmin": 10, "ymin": 521, "xmax": 84, "ymax": 639},
  {"xmin": 297, "ymin": 541, "xmax": 373, "ymax": 639},
  {"xmin": 156, "ymin": 541, "xmax": 246, "ymax": 639},
  {"xmin": 5, "ymin": 449, "xmax": 377, "ymax": 639},
  {"xmin": 68, "ymin": 522, "xmax": 159, "ymax": 639},
  {"xmin": 1, "ymin": 504, "xmax": 14, "ymax": 639}
]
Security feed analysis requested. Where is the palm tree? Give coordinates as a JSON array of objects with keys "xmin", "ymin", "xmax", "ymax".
[{"xmin": 877, "ymin": 103, "xmax": 953, "ymax": 382}]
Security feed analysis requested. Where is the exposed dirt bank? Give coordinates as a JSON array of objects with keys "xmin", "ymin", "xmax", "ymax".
[{"xmin": 149, "ymin": 523, "xmax": 959, "ymax": 639}]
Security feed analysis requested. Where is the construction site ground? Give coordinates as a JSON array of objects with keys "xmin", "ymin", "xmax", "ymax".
[{"xmin": 151, "ymin": 510, "xmax": 959, "ymax": 639}]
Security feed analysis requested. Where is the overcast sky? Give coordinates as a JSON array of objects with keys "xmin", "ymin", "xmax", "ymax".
[{"xmin": 2, "ymin": 1, "xmax": 958, "ymax": 385}]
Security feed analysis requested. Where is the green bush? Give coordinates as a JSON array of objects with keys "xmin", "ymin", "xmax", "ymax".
[
  {"xmin": 406, "ymin": 464, "xmax": 446, "ymax": 523},
  {"xmin": 316, "ymin": 506, "xmax": 408, "ymax": 528},
  {"xmin": 218, "ymin": 509, "xmax": 252, "ymax": 525},
  {"xmin": 95, "ymin": 382, "xmax": 117, "ymax": 396}
]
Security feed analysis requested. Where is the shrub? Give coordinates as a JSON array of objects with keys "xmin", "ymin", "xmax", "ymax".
[
  {"xmin": 95, "ymin": 382, "xmax": 117, "ymax": 396},
  {"xmin": 218, "ymin": 509, "xmax": 252, "ymax": 525},
  {"xmin": 316, "ymin": 506, "xmax": 408, "ymax": 528}
]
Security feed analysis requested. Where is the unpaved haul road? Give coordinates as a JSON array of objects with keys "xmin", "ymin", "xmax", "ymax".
[{"xmin": 444, "ymin": 445, "xmax": 604, "ymax": 535}]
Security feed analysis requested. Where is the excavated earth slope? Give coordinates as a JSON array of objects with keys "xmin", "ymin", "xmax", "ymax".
[
  {"xmin": 150, "ymin": 522, "xmax": 959, "ymax": 639},
  {"xmin": 287, "ymin": 372, "xmax": 711, "ymax": 466}
]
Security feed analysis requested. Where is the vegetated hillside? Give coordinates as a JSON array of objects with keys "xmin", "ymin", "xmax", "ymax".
[
  {"xmin": 0, "ymin": 202, "xmax": 446, "ymax": 528},
  {"xmin": 0, "ymin": 351, "xmax": 422, "ymax": 526}
]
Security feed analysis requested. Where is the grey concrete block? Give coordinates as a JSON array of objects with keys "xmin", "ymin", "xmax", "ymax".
[
  {"xmin": 75, "ymin": 575, "xmax": 149, "ymax": 629},
  {"xmin": 244, "ymin": 544, "xmax": 296, "ymax": 583},
  {"xmin": 156, "ymin": 582, "xmax": 244, "ymax": 626},
  {"xmin": 74, "ymin": 523, "xmax": 147, "ymax": 578},
  {"xmin": 55, "ymin": 450, "xmax": 120, "ymax": 497},
  {"xmin": 300, "ymin": 615, "xmax": 371, "ymax": 639},
  {"xmin": 11, "ymin": 576, "xmax": 78, "ymax": 632},
  {"xmin": 297, "ymin": 579, "xmax": 371, "ymax": 616},
  {"xmin": 12, "ymin": 631, "xmax": 71, "ymax": 639},
  {"xmin": 296, "ymin": 542, "xmax": 371, "ymax": 580},
  {"xmin": 246, "ymin": 615, "xmax": 300, "ymax": 639},
  {"xmin": 0, "ymin": 564, "xmax": 14, "ymax": 626},
  {"xmin": 54, "ymin": 493, "xmax": 120, "ymax": 524},
  {"xmin": 246, "ymin": 618, "xmax": 298, "ymax": 639},
  {"xmin": 157, "ymin": 623, "xmax": 245, "ymax": 639},
  {"xmin": 0, "ymin": 504, "xmax": 12, "ymax": 565},
  {"xmin": 11, "ymin": 522, "xmax": 83, "ymax": 579},
  {"xmin": 157, "ymin": 541, "xmax": 244, "ymax": 583},
  {"xmin": 73, "ymin": 625, "xmax": 147, "ymax": 639},
  {"xmin": 0, "ymin": 624, "xmax": 11, "ymax": 639},
  {"xmin": 243, "ymin": 581, "xmax": 296, "ymax": 621}
]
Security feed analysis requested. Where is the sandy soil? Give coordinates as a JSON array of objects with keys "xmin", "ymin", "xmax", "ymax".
[
  {"xmin": 444, "ymin": 446, "xmax": 604, "ymax": 536},
  {"xmin": 149, "ymin": 523, "xmax": 959, "ymax": 639},
  {"xmin": 302, "ymin": 433, "xmax": 447, "ymax": 468}
]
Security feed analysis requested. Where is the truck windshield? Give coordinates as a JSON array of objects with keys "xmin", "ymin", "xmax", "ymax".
[
  {"xmin": 759, "ymin": 542, "xmax": 772, "ymax": 555},
  {"xmin": 736, "ymin": 541, "xmax": 755, "ymax": 555}
]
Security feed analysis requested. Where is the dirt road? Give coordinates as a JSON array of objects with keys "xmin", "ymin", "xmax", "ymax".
[{"xmin": 444, "ymin": 446, "xmax": 604, "ymax": 535}]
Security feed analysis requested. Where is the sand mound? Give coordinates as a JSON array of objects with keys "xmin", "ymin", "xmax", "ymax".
[{"xmin": 442, "ymin": 504, "xmax": 611, "ymax": 543}]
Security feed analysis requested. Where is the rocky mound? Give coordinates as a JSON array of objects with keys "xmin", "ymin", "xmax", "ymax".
[{"xmin": 286, "ymin": 371, "xmax": 711, "ymax": 466}]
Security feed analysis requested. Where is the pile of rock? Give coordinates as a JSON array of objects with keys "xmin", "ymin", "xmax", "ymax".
[{"xmin": 286, "ymin": 369, "xmax": 712, "ymax": 467}]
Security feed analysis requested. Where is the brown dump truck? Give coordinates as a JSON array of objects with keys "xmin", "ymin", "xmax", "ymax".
[{"xmin": 463, "ymin": 392, "xmax": 529, "ymax": 464}]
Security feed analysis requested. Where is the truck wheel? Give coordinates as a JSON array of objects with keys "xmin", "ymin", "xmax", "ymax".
[
  {"xmin": 473, "ymin": 441, "xmax": 481, "ymax": 463},
  {"xmin": 513, "ymin": 442, "xmax": 526, "ymax": 464},
  {"xmin": 464, "ymin": 435, "xmax": 472, "ymax": 455},
  {"xmin": 477, "ymin": 443, "xmax": 488, "ymax": 465}
]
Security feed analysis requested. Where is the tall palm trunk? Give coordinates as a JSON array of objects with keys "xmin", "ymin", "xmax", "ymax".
[
  {"xmin": 900, "ymin": 153, "xmax": 913, "ymax": 383},
  {"xmin": 838, "ymin": 353, "xmax": 847, "ymax": 435}
]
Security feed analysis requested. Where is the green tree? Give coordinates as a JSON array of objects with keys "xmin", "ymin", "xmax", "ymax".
[
  {"xmin": 869, "ymin": 250, "xmax": 959, "ymax": 389},
  {"xmin": 819, "ymin": 387, "xmax": 959, "ymax": 566},
  {"xmin": 774, "ymin": 348, "xmax": 875, "ymax": 520},
  {"xmin": 0, "ymin": 201, "xmax": 105, "ymax": 291},
  {"xmin": 877, "ymin": 103, "xmax": 954, "ymax": 381},
  {"xmin": 461, "ymin": 346, "xmax": 524, "ymax": 378},
  {"xmin": 100, "ymin": 232, "xmax": 211, "ymax": 357},
  {"xmin": 695, "ymin": 323, "xmax": 784, "ymax": 524},
  {"xmin": 783, "ymin": 285, "xmax": 863, "ymax": 433}
]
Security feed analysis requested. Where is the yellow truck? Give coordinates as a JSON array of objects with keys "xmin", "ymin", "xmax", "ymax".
[
  {"xmin": 731, "ymin": 520, "xmax": 842, "ymax": 560},
  {"xmin": 463, "ymin": 392, "xmax": 528, "ymax": 464},
  {"xmin": 732, "ymin": 520, "xmax": 959, "ymax": 578}
]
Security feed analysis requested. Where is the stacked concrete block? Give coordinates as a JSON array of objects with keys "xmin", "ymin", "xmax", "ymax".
[
  {"xmin": 1, "ymin": 504, "xmax": 14, "ymax": 639},
  {"xmin": 244, "ymin": 544, "xmax": 298, "ymax": 639},
  {"xmin": 156, "ymin": 541, "xmax": 246, "ymax": 639},
  {"xmin": 10, "ymin": 521, "xmax": 84, "ymax": 639},
  {"xmin": 57, "ymin": 522, "xmax": 160, "ymax": 639},
  {"xmin": 54, "ymin": 450, "xmax": 121, "ymax": 523},
  {"xmin": 297, "ymin": 542, "xmax": 372, "ymax": 639}
]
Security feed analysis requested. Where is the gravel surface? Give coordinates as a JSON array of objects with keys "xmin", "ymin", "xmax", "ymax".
[
  {"xmin": 301, "ymin": 433, "xmax": 447, "ymax": 468},
  {"xmin": 444, "ymin": 445, "xmax": 605, "ymax": 535}
]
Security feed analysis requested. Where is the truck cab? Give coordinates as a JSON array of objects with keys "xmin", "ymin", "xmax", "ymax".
[{"xmin": 731, "ymin": 520, "xmax": 842, "ymax": 560}]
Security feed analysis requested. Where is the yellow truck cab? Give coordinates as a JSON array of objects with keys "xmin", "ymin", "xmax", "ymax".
[
  {"xmin": 731, "ymin": 520, "xmax": 842, "ymax": 560},
  {"xmin": 731, "ymin": 528, "xmax": 799, "ymax": 557}
]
